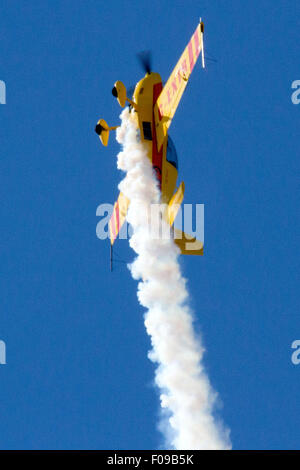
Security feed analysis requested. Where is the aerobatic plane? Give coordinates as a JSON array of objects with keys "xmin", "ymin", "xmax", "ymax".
[{"xmin": 95, "ymin": 20, "xmax": 205, "ymax": 268}]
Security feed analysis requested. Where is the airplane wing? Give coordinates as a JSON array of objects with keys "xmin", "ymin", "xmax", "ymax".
[
  {"xmin": 165, "ymin": 181, "xmax": 185, "ymax": 227},
  {"xmin": 109, "ymin": 192, "xmax": 130, "ymax": 245},
  {"xmin": 154, "ymin": 21, "xmax": 204, "ymax": 151}
]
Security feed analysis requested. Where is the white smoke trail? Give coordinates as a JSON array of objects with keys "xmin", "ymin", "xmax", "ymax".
[{"xmin": 116, "ymin": 108, "xmax": 231, "ymax": 450}]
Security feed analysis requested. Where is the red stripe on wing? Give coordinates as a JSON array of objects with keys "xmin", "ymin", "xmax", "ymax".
[
  {"xmin": 188, "ymin": 40, "xmax": 194, "ymax": 73},
  {"xmin": 193, "ymin": 28, "xmax": 200, "ymax": 59},
  {"xmin": 110, "ymin": 204, "xmax": 116, "ymax": 242}
]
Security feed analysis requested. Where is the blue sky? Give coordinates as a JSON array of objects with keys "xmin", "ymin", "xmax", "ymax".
[{"xmin": 0, "ymin": 0, "xmax": 299, "ymax": 450}]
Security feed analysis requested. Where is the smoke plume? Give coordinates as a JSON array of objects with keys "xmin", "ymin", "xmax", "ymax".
[{"xmin": 116, "ymin": 108, "xmax": 231, "ymax": 450}]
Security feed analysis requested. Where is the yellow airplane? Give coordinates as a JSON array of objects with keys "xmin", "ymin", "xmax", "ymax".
[{"xmin": 95, "ymin": 20, "xmax": 205, "ymax": 269}]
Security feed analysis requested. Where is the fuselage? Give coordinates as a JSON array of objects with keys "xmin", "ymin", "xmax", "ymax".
[{"xmin": 131, "ymin": 72, "xmax": 178, "ymax": 203}]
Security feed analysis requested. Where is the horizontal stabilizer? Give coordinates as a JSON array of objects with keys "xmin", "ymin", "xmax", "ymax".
[{"xmin": 174, "ymin": 228, "xmax": 204, "ymax": 256}]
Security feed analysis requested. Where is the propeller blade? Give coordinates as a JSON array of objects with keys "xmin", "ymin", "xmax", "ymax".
[{"xmin": 137, "ymin": 50, "xmax": 152, "ymax": 74}]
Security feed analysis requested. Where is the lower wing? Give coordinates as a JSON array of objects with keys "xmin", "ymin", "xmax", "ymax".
[{"xmin": 109, "ymin": 192, "xmax": 130, "ymax": 245}]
